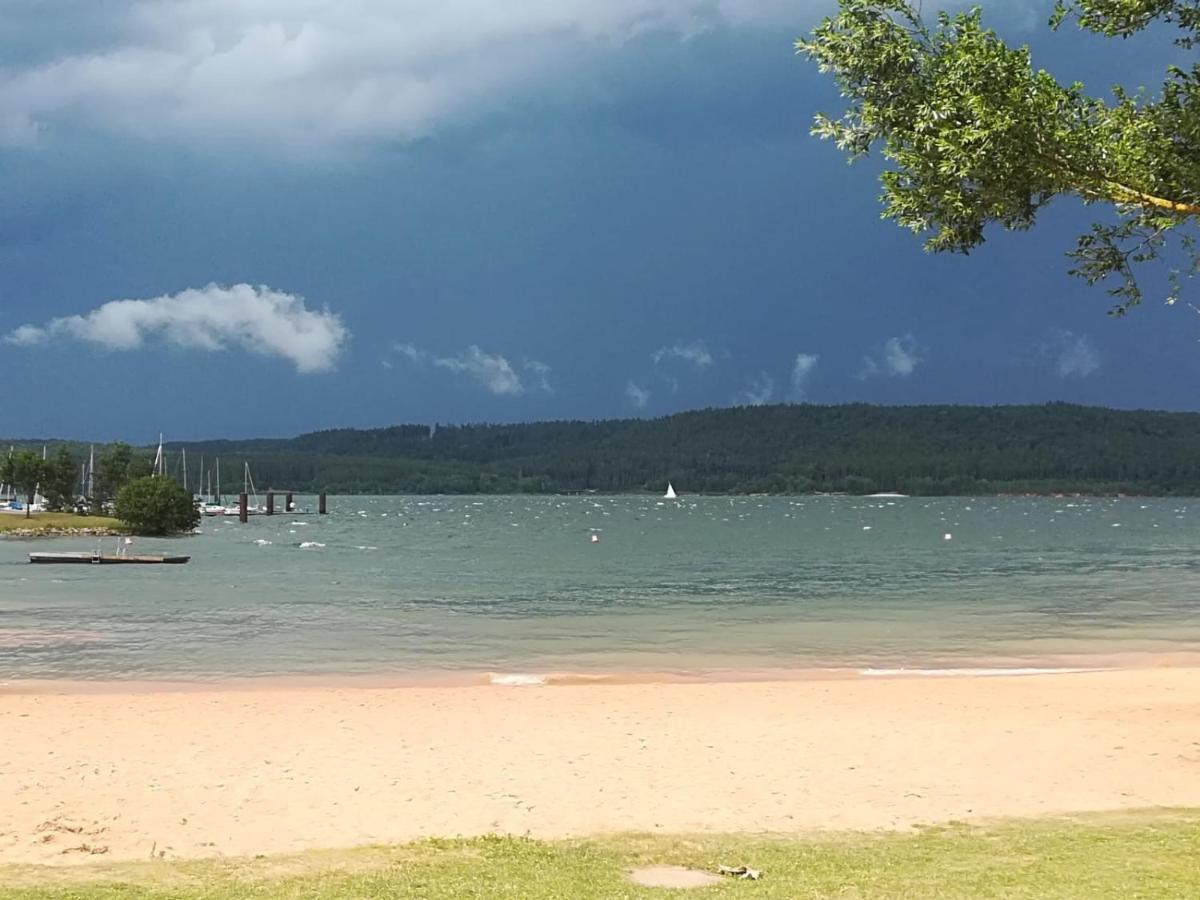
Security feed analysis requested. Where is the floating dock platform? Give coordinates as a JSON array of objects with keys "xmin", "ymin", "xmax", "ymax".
[{"xmin": 29, "ymin": 552, "xmax": 191, "ymax": 565}]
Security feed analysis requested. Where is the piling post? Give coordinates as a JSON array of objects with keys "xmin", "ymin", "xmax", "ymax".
[
  {"xmin": 239, "ymin": 493, "xmax": 248, "ymax": 523},
  {"xmin": 285, "ymin": 492, "xmax": 294, "ymax": 513},
  {"xmin": 319, "ymin": 492, "xmax": 327, "ymax": 515},
  {"xmin": 266, "ymin": 492, "xmax": 275, "ymax": 516}
]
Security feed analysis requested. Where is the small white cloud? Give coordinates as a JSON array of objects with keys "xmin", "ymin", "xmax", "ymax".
[
  {"xmin": 860, "ymin": 334, "xmax": 923, "ymax": 379},
  {"xmin": 393, "ymin": 342, "xmax": 542, "ymax": 395},
  {"xmin": 652, "ymin": 340, "xmax": 713, "ymax": 369},
  {"xmin": 522, "ymin": 358, "xmax": 553, "ymax": 394},
  {"xmin": 5, "ymin": 283, "xmax": 347, "ymax": 373},
  {"xmin": 625, "ymin": 380, "xmax": 651, "ymax": 410},
  {"xmin": 392, "ymin": 342, "xmax": 428, "ymax": 364},
  {"xmin": 790, "ymin": 353, "xmax": 818, "ymax": 399},
  {"xmin": 1040, "ymin": 330, "xmax": 1100, "ymax": 378},
  {"xmin": 434, "ymin": 345, "xmax": 525, "ymax": 395},
  {"xmin": 857, "ymin": 356, "xmax": 880, "ymax": 380},
  {"xmin": 883, "ymin": 334, "xmax": 922, "ymax": 376},
  {"xmin": 735, "ymin": 372, "xmax": 774, "ymax": 406},
  {"xmin": 380, "ymin": 358, "xmax": 393, "ymax": 369}
]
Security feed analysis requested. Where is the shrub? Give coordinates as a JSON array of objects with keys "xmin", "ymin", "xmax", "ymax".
[{"xmin": 113, "ymin": 477, "xmax": 200, "ymax": 536}]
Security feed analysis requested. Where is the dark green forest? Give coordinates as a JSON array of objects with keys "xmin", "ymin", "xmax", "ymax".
[{"xmin": 9, "ymin": 403, "xmax": 1200, "ymax": 497}]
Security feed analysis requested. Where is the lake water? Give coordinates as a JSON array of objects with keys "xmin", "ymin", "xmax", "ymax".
[{"xmin": 2, "ymin": 495, "xmax": 1199, "ymax": 681}]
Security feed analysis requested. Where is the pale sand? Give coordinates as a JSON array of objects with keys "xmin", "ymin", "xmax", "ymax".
[{"xmin": 2, "ymin": 668, "xmax": 1198, "ymax": 864}]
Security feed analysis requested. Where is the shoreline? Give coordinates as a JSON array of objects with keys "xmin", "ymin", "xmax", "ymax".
[
  {"xmin": 3, "ymin": 666, "xmax": 1198, "ymax": 864},
  {"xmin": 5, "ymin": 648, "xmax": 1200, "ymax": 695}
]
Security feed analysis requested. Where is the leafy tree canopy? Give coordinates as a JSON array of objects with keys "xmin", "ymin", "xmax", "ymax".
[
  {"xmin": 113, "ymin": 476, "xmax": 200, "ymax": 536},
  {"xmin": 41, "ymin": 446, "xmax": 78, "ymax": 512},
  {"xmin": 94, "ymin": 442, "xmax": 151, "ymax": 502},
  {"xmin": 1, "ymin": 449, "xmax": 46, "ymax": 518},
  {"xmin": 796, "ymin": 0, "xmax": 1199, "ymax": 313}
]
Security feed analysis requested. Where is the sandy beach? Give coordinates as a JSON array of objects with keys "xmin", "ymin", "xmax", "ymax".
[{"xmin": 2, "ymin": 667, "xmax": 1198, "ymax": 865}]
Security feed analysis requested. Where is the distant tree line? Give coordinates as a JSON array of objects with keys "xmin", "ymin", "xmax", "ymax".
[{"xmin": 10, "ymin": 403, "xmax": 1200, "ymax": 497}]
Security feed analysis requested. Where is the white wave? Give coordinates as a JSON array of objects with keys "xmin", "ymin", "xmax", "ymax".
[
  {"xmin": 299, "ymin": 541, "xmax": 326, "ymax": 549},
  {"xmin": 254, "ymin": 539, "xmax": 272, "ymax": 546},
  {"xmin": 489, "ymin": 673, "xmax": 547, "ymax": 686},
  {"xmin": 861, "ymin": 666, "xmax": 1101, "ymax": 677}
]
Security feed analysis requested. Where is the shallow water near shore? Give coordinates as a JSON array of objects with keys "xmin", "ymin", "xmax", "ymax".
[{"xmin": 2, "ymin": 495, "xmax": 1199, "ymax": 681}]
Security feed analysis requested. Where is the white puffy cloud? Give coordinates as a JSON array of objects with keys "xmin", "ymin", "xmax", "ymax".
[
  {"xmin": 735, "ymin": 372, "xmax": 774, "ymax": 406},
  {"xmin": 652, "ymin": 339, "xmax": 713, "ymax": 368},
  {"xmin": 5, "ymin": 283, "xmax": 346, "ymax": 372},
  {"xmin": 790, "ymin": 352, "xmax": 818, "ymax": 399},
  {"xmin": 626, "ymin": 380, "xmax": 651, "ymax": 409},
  {"xmin": 1040, "ymin": 329, "xmax": 1100, "ymax": 378},
  {"xmin": 859, "ymin": 334, "xmax": 924, "ymax": 379},
  {"xmin": 0, "ymin": 1, "xmax": 801, "ymax": 151},
  {"xmin": 394, "ymin": 342, "xmax": 550, "ymax": 395}
]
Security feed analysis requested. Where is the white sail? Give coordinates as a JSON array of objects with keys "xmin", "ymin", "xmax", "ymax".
[{"xmin": 664, "ymin": 481, "xmax": 677, "ymax": 499}]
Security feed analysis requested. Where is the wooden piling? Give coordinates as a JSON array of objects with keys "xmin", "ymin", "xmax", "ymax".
[
  {"xmin": 319, "ymin": 492, "xmax": 327, "ymax": 515},
  {"xmin": 239, "ymin": 493, "xmax": 248, "ymax": 523},
  {"xmin": 285, "ymin": 492, "xmax": 294, "ymax": 513},
  {"xmin": 266, "ymin": 492, "xmax": 275, "ymax": 516}
]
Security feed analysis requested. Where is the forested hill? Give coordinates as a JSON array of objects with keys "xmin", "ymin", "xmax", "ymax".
[{"xmin": 61, "ymin": 402, "xmax": 1200, "ymax": 496}]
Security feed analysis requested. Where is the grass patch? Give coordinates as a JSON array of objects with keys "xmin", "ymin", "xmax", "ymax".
[
  {"xmin": 1, "ymin": 810, "xmax": 1197, "ymax": 899},
  {"xmin": 0, "ymin": 512, "xmax": 126, "ymax": 535}
]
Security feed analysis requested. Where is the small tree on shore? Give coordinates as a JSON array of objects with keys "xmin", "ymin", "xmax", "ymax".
[
  {"xmin": 41, "ymin": 446, "xmax": 79, "ymax": 512},
  {"xmin": 0, "ymin": 449, "xmax": 46, "ymax": 518},
  {"xmin": 113, "ymin": 476, "xmax": 200, "ymax": 536}
]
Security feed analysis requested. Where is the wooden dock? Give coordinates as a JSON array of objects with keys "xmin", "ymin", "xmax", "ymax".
[{"xmin": 29, "ymin": 552, "xmax": 191, "ymax": 565}]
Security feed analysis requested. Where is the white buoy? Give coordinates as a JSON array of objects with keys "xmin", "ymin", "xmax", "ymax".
[
  {"xmin": 944, "ymin": 533, "xmax": 952, "ymax": 541},
  {"xmin": 590, "ymin": 534, "xmax": 600, "ymax": 544}
]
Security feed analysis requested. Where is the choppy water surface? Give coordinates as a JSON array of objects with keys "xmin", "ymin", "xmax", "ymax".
[{"xmin": 2, "ymin": 495, "xmax": 1199, "ymax": 680}]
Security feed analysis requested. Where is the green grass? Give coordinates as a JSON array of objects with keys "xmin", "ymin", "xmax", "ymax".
[
  {"xmin": 0, "ymin": 512, "xmax": 126, "ymax": 534},
  {"xmin": 1, "ymin": 810, "xmax": 1197, "ymax": 899}
]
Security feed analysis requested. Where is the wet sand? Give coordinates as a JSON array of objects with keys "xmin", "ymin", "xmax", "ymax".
[{"xmin": 2, "ymin": 667, "xmax": 1198, "ymax": 864}]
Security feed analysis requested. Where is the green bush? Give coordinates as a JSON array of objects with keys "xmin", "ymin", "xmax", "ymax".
[{"xmin": 113, "ymin": 476, "xmax": 200, "ymax": 536}]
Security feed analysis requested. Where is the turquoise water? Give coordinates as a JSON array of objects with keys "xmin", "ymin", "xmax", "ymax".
[{"xmin": 1, "ymin": 495, "xmax": 1199, "ymax": 680}]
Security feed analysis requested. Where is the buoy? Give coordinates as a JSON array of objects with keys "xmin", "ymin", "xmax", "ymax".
[
  {"xmin": 944, "ymin": 533, "xmax": 952, "ymax": 541},
  {"xmin": 590, "ymin": 534, "xmax": 600, "ymax": 544}
]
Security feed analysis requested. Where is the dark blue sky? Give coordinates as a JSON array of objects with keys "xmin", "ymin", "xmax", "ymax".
[{"xmin": 0, "ymin": 1, "xmax": 1194, "ymax": 440}]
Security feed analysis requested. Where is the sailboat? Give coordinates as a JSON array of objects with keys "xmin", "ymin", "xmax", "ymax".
[
  {"xmin": 217, "ymin": 462, "xmax": 264, "ymax": 515},
  {"xmin": 664, "ymin": 481, "xmax": 677, "ymax": 500},
  {"xmin": 238, "ymin": 461, "xmax": 265, "ymax": 514},
  {"xmin": 201, "ymin": 457, "xmax": 228, "ymax": 516}
]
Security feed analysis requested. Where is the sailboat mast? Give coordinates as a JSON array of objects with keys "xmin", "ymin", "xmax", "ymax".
[
  {"xmin": 181, "ymin": 448, "xmax": 188, "ymax": 492},
  {"xmin": 152, "ymin": 434, "xmax": 165, "ymax": 477},
  {"xmin": 33, "ymin": 445, "xmax": 46, "ymax": 506},
  {"xmin": 87, "ymin": 445, "xmax": 94, "ymax": 500},
  {"xmin": 216, "ymin": 458, "xmax": 221, "ymax": 503}
]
